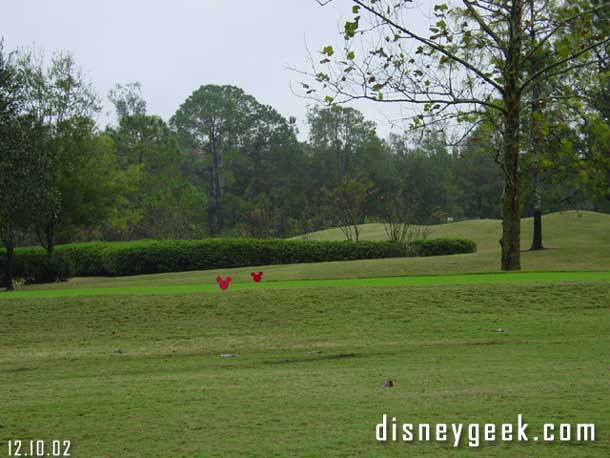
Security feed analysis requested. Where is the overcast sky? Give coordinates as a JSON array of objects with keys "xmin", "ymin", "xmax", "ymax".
[{"xmin": 0, "ymin": 0, "xmax": 423, "ymax": 139}]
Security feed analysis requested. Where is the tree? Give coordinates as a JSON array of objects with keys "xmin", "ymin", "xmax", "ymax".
[
  {"xmin": 307, "ymin": 105, "xmax": 378, "ymax": 185},
  {"xmin": 379, "ymin": 182, "xmax": 426, "ymax": 244},
  {"xmin": 230, "ymin": 103, "xmax": 304, "ymax": 236},
  {"xmin": 172, "ymin": 85, "xmax": 253, "ymax": 235},
  {"xmin": 15, "ymin": 49, "xmax": 119, "ymax": 255},
  {"xmin": 172, "ymin": 85, "xmax": 301, "ymax": 236},
  {"xmin": 0, "ymin": 42, "xmax": 57, "ymax": 289},
  {"xmin": 388, "ymin": 129, "xmax": 455, "ymax": 224},
  {"xmin": 562, "ymin": 0, "xmax": 610, "ymax": 204},
  {"xmin": 519, "ymin": 1, "xmax": 609, "ymax": 220},
  {"xmin": 454, "ymin": 125, "xmax": 504, "ymax": 219},
  {"xmin": 527, "ymin": 0, "xmax": 545, "ymax": 250},
  {"xmin": 44, "ymin": 120, "xmax": 133, "ymax": 250},
  {"xmin": 108, "ymin": 82, "xmax": 147, "ymax": 119},
  {"xmin": 107, "ymin": 83, "xmax": 206, "ymax": 239},
  {"xmin": 309, "ymin": 0, "xmax": 609, "ymax": 270},
  {"xmin": 0, "ymin": 117, "xmax": 55, "ymax": 290},
  {"xmin": 326, "ymin": 178, "xmax": 370, "ymax": 241},
  {"xmin": 241, "ymin": 207, "xmax": 279, "ymax": 238},
  {"xmin": 17, "ymin": 49, "xmax": 100, "ymax": 129}
]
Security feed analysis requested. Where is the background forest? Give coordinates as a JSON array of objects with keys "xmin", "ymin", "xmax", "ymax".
[{"xmin": 1, "ymin": 42, "xmax": 608, "ymax": 255}]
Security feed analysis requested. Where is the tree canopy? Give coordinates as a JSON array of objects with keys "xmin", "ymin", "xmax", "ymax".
[
  {"xmin": 0, "ymin": 32, "xmax": 608, "ymax": 281},
  {"xmin": 307, "ymin": 0, "xmax": 609, "ymax": 269}
]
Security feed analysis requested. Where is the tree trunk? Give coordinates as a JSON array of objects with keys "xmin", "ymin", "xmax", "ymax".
[
  {"xmin": 207, "ymin": 165, "xmax": 217, "ymax": 236},
  {"xmin": 208, "ymin": 128, "xmax": 222, "ymax": 236},
  {"xmin": 500, "ymin": 123, "xmax": 522, "ymax": 271},
  {"xmin": 46, "ymin": 224, "xmax": 55, "ymax": 257},
  {"xmin": 36, "ymin": 223, "xmax": 56, "ymax": 257},
  {"xmin": 4, "ymin": 242, "xmax": 15, "ymax": 291},
  {"xmin": 500, "ymin": 0, "xmax": 524, "ymax": 271},
  {"xmin": 531, "ymin": 208, "xmax": 543, "ymax": 250},
  {"xmin": 213, "ymin": 156, "xmax": 222, "ymax": 233},
  {"xmin": 529, "ymin": 138, "xmax": 543, "ymax": 250},
  {"xmin": 47, "ymin": 239, "xmax": 55, "ymax": 257},
  {"xmin": 529, "ymin": 0, "xmax": 544, "ymax": 251}
]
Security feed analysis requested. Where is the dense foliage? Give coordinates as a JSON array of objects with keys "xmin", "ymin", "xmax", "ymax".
[
  {"xmin": 1, "ymin": 12, "xmax": 608, "ymax": 288},
  {"xmin": 2, "ymin": 48, "xmax": 607, "ymax": 248},
  {"xmin": 408, "ymin": 238, "xmax": 477, "ymax": 257},
  {"xmin": 0, "ymin": 237, "xmax": 476, "ymax": 282}
]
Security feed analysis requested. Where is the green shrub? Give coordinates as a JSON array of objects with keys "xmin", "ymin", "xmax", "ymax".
[
  {"xmin": 0, "ymin": 237, "xmax": 476, "ymax": 284},
  {"xmin": 408, "ymin": 238, "xmax": 477, "ymax": 257},
  {"xmin": 0, "ymin": 248, "xmax": 71, "ymax": 285},
  {"xmin": 58, "ymin": 242, "xmax": 116, "ymax": 276},
  {"xmin": 96, "ymin": 239, "xmax": 409, "ymax": 276}
]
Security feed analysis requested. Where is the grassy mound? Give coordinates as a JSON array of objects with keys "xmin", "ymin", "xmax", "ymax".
[{"xmin": 18, "ymin": 211, "xmax": 607, "ymax": 293}]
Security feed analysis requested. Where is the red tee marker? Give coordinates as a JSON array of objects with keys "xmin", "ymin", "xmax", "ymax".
[
  {"xmin": 216, "ymin": 275, "xmax": 232, "ymax": 291},
  {"xmin": 250, "ymin": 271, "xmax": 264, "ymax": 283}
]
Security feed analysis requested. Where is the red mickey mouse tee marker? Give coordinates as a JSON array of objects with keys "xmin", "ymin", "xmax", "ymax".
[
  {"xmin": 250, "ymin": 272, "xmax": 264, "ymax": 283},
  {"xmin": 216, "ymin": 275, "xmax": 232, "ymax": 290}
]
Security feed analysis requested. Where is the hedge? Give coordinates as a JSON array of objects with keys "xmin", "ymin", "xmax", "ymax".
[
  {"xmin": 408, "ymin": 238, "xmax": 477, "ymax": 257},
  {"xmin": 0, "ymin": 248, "xmax": 71, "ymax": 284},
  {"xmin": 0, "ymin": 237, "xmax": 476, "ymax": 284}
]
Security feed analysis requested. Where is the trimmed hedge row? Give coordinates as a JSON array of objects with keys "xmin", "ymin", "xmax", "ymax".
[
  {"xmin": 408, "ymin": 238, "xmax": 478, "ymax": 257},
  {"xmin": 2, "ymin": 251, "xmax": 72, "ymax": 285},
  {"xmin": 1, "ymin": 237, "xmax": 476, "ymax": 284}
]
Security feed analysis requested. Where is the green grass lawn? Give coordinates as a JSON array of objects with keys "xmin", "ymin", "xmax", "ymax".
[
  {"xmin": 292, "ymin": 210, "xmax": 610, "ymax": 273},
  {"xmin": 2, "ymin": 281, "xmax": 608, "ymax": 457},
  {"xmin": 4, "ymin": 271, "xmax": 610, "ymax": 299},
  {"xmin": 1, "ymin": 211, "xmax": 609, "ymax": 457},
  {"xmin": 18, "ymin": 211, "xmax": 608, "ymax": 294}
]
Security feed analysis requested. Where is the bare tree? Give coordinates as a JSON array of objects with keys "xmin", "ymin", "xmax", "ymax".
[
  {"xmin": 326, "ymin": 179, "xmax": 370, "ymax": 241},
  {"xmin": 379, "ymin": 185, "xmax": 430, "ymax": 244}
]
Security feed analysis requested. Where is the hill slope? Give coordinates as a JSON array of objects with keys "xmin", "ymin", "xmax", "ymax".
[
  {"xmin": 289, "ymin": 210, "xmax": 610, "ymax": 272},
  {"xmin": 21, "ymin": 211, "xmax": 610, "ymax": 292},
  {"xmin": 295, "ymin": 210, "xmax": 610, "ymax": 246},
  {"xmin": 4, "ymin": 213, "xmax": 608, "ymax": 457}
]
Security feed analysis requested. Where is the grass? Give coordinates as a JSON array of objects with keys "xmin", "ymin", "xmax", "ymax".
[
  {"xmin": 293, "ymin": 210, "xmax": 610, "ymax": 272},
  {"xmin": 4, "ymin": 271, "xmax": 610, "ymax": 299},
  {"xmin": 18, "ymin": 211, "xmax": 608, "ymax": 294},
  {"xmin": 1, "ymin": 281, "xmax": 608, "ymax": 457},
  {"xmin": 1, "ymin": 211, "xmax": 609, "ymax": 457}
]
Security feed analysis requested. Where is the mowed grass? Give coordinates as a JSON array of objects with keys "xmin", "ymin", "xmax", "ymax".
[
  {"xmin": 2, "ymin": 211, "xmax": 608, "ymax": 457},
  {"xmin": 292, "ymin": 210, "xmax": 610, "ymax": 273},
  {"xmin": 1, "ymin": 281, "xmax": 608, "ymax": 457},
  {"xmin": 20, "ymin": 211, "xmax": 609, "ymax": 294},
  {"xmin": 6, "ymin": 271, "xmax": 610, "ymax": 299}
]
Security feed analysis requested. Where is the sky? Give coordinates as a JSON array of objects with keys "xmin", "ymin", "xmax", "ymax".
[{"xmin": 0, "ymin": 0, "xmax": 422, "ymax": 139}]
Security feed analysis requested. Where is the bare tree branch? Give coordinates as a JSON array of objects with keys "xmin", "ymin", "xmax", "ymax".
[
  {"xmin": 463, "ymin": 0, "xmax": 508, "ymax": 57},
  {"xmin": 520, "ymin": 36, "xmax": 610, "ymax": 93},
  {"xmin": 352, "ymin": 0, "xmax": 505, "ymax": 93}
]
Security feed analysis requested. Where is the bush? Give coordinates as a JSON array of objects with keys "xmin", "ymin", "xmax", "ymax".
[
  {"xmin": 95, "ymin": 239, "xmax": 409, "ymax": 276},
  {"xmin": 408, "ymin": 238, "xmax": 477, "ymax": 257},
  {"xmin": 58, "ymin": 242, "xmax": 116, "ymax": 276},
  {"xmin": 0, "ymin": 248, "xmax": 71, "ymax": 285},
  {"xmin": 0, "ymin": 237, "xmax": 476, "ymax": 284}
]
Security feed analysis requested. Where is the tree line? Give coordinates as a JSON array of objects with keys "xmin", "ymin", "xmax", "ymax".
[{"xmin": 1, "ymin": 8, "xmax": 608, "ymax": 287}]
